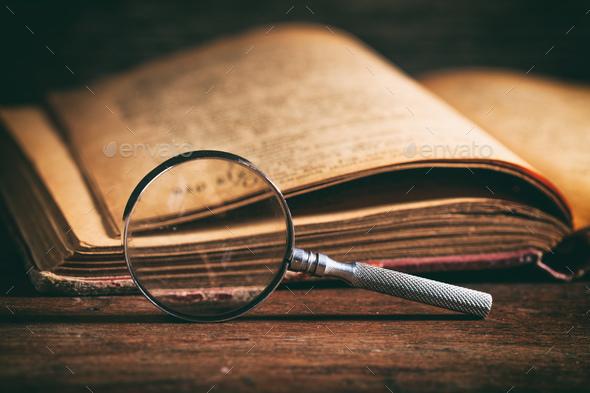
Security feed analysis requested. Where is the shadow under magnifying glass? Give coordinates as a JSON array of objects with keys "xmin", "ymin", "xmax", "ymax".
[
  {"xmin": 1, "ymin": 312, "xmax": 479, "ymax": 324},
  {"xmin": 240, "ymin": 313, "xmax": 480, "ymax": 322}
]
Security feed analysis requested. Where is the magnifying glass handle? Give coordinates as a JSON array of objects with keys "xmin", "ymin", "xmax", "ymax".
[{"xmin": 290, "ymin": 249, "xmax": 492, "ymax": 318}]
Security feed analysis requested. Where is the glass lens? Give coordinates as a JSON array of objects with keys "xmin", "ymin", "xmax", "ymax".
[{"xmin": 124, "ymin": 153, "xmax": 292, "ymax": 321}]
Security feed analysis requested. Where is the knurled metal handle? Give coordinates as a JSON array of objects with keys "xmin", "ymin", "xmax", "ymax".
[
  {"xmin": 290, "ymin": 249, "xmax": 492, "ymax": 318},
  {"xmin": 351, "ymin": 262, "xmax": 492, "ymax": 318}
]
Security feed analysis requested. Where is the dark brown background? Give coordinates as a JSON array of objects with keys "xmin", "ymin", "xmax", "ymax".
[{"xmin": 1, "ymin": 0, "xmax": 590, "ymax": 105}]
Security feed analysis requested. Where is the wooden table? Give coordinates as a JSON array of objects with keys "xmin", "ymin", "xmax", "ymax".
[{"xmin": 1, "ymin": 282, "xmax": 588, "ymax": 392}]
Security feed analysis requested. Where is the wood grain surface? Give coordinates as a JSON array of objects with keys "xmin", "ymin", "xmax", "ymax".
[{"xmin": 1, "ymin": 283, "xmax": 589, "ymax": 393}]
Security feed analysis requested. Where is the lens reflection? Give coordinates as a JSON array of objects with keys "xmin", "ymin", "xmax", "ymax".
[{"xmin": 124, "ymin": 154, "xmax": 291, "ymax": 321}]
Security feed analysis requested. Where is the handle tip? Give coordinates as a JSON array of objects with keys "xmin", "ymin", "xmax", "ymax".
[{"xmin": 468, "ymin": 291, "xmax": 492, "ymax": 319}]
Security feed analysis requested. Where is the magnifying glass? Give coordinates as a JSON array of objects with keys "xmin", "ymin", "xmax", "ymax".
[{"xmin": 123, "ymin": 150, "xmax": 492, "ymax": 322}]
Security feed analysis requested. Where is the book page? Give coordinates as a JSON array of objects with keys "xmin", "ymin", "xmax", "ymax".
[
  {"xmin": 421, "ymin": 69, "xmax": 590, "ymax": 229},
  {"xmin": 49, "ymin": 24, "xmax": 534, "ymax": 234},
  {"xmin": 0, "ymin": 107, "xmax": 119, "ymax": 249}
]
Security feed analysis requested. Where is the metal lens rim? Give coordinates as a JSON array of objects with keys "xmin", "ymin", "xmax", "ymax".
[{"xmin": 122, "ymin": 150, "xmax": 295, "ymax": 322}]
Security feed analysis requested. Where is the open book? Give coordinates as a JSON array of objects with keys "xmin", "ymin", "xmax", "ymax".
[{"xmin": 1, "ymin": 24, "xmax": 588, "ymax": 294}]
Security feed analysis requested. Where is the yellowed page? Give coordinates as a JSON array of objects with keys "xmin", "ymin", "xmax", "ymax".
[
  {"xmin": 0, "ymin": 107, "xmax": 119, "ymax": 249},
  {"xmin": 422, "ymin": 69, "xmax": 590, "ymax": 228},
  {"xmin": 49, "ymin": 24, "xmax": 530, "ymax": 233},
  {"xmin": 0, "ymin": 108, "xmax": 557, "ymax": 255}
]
